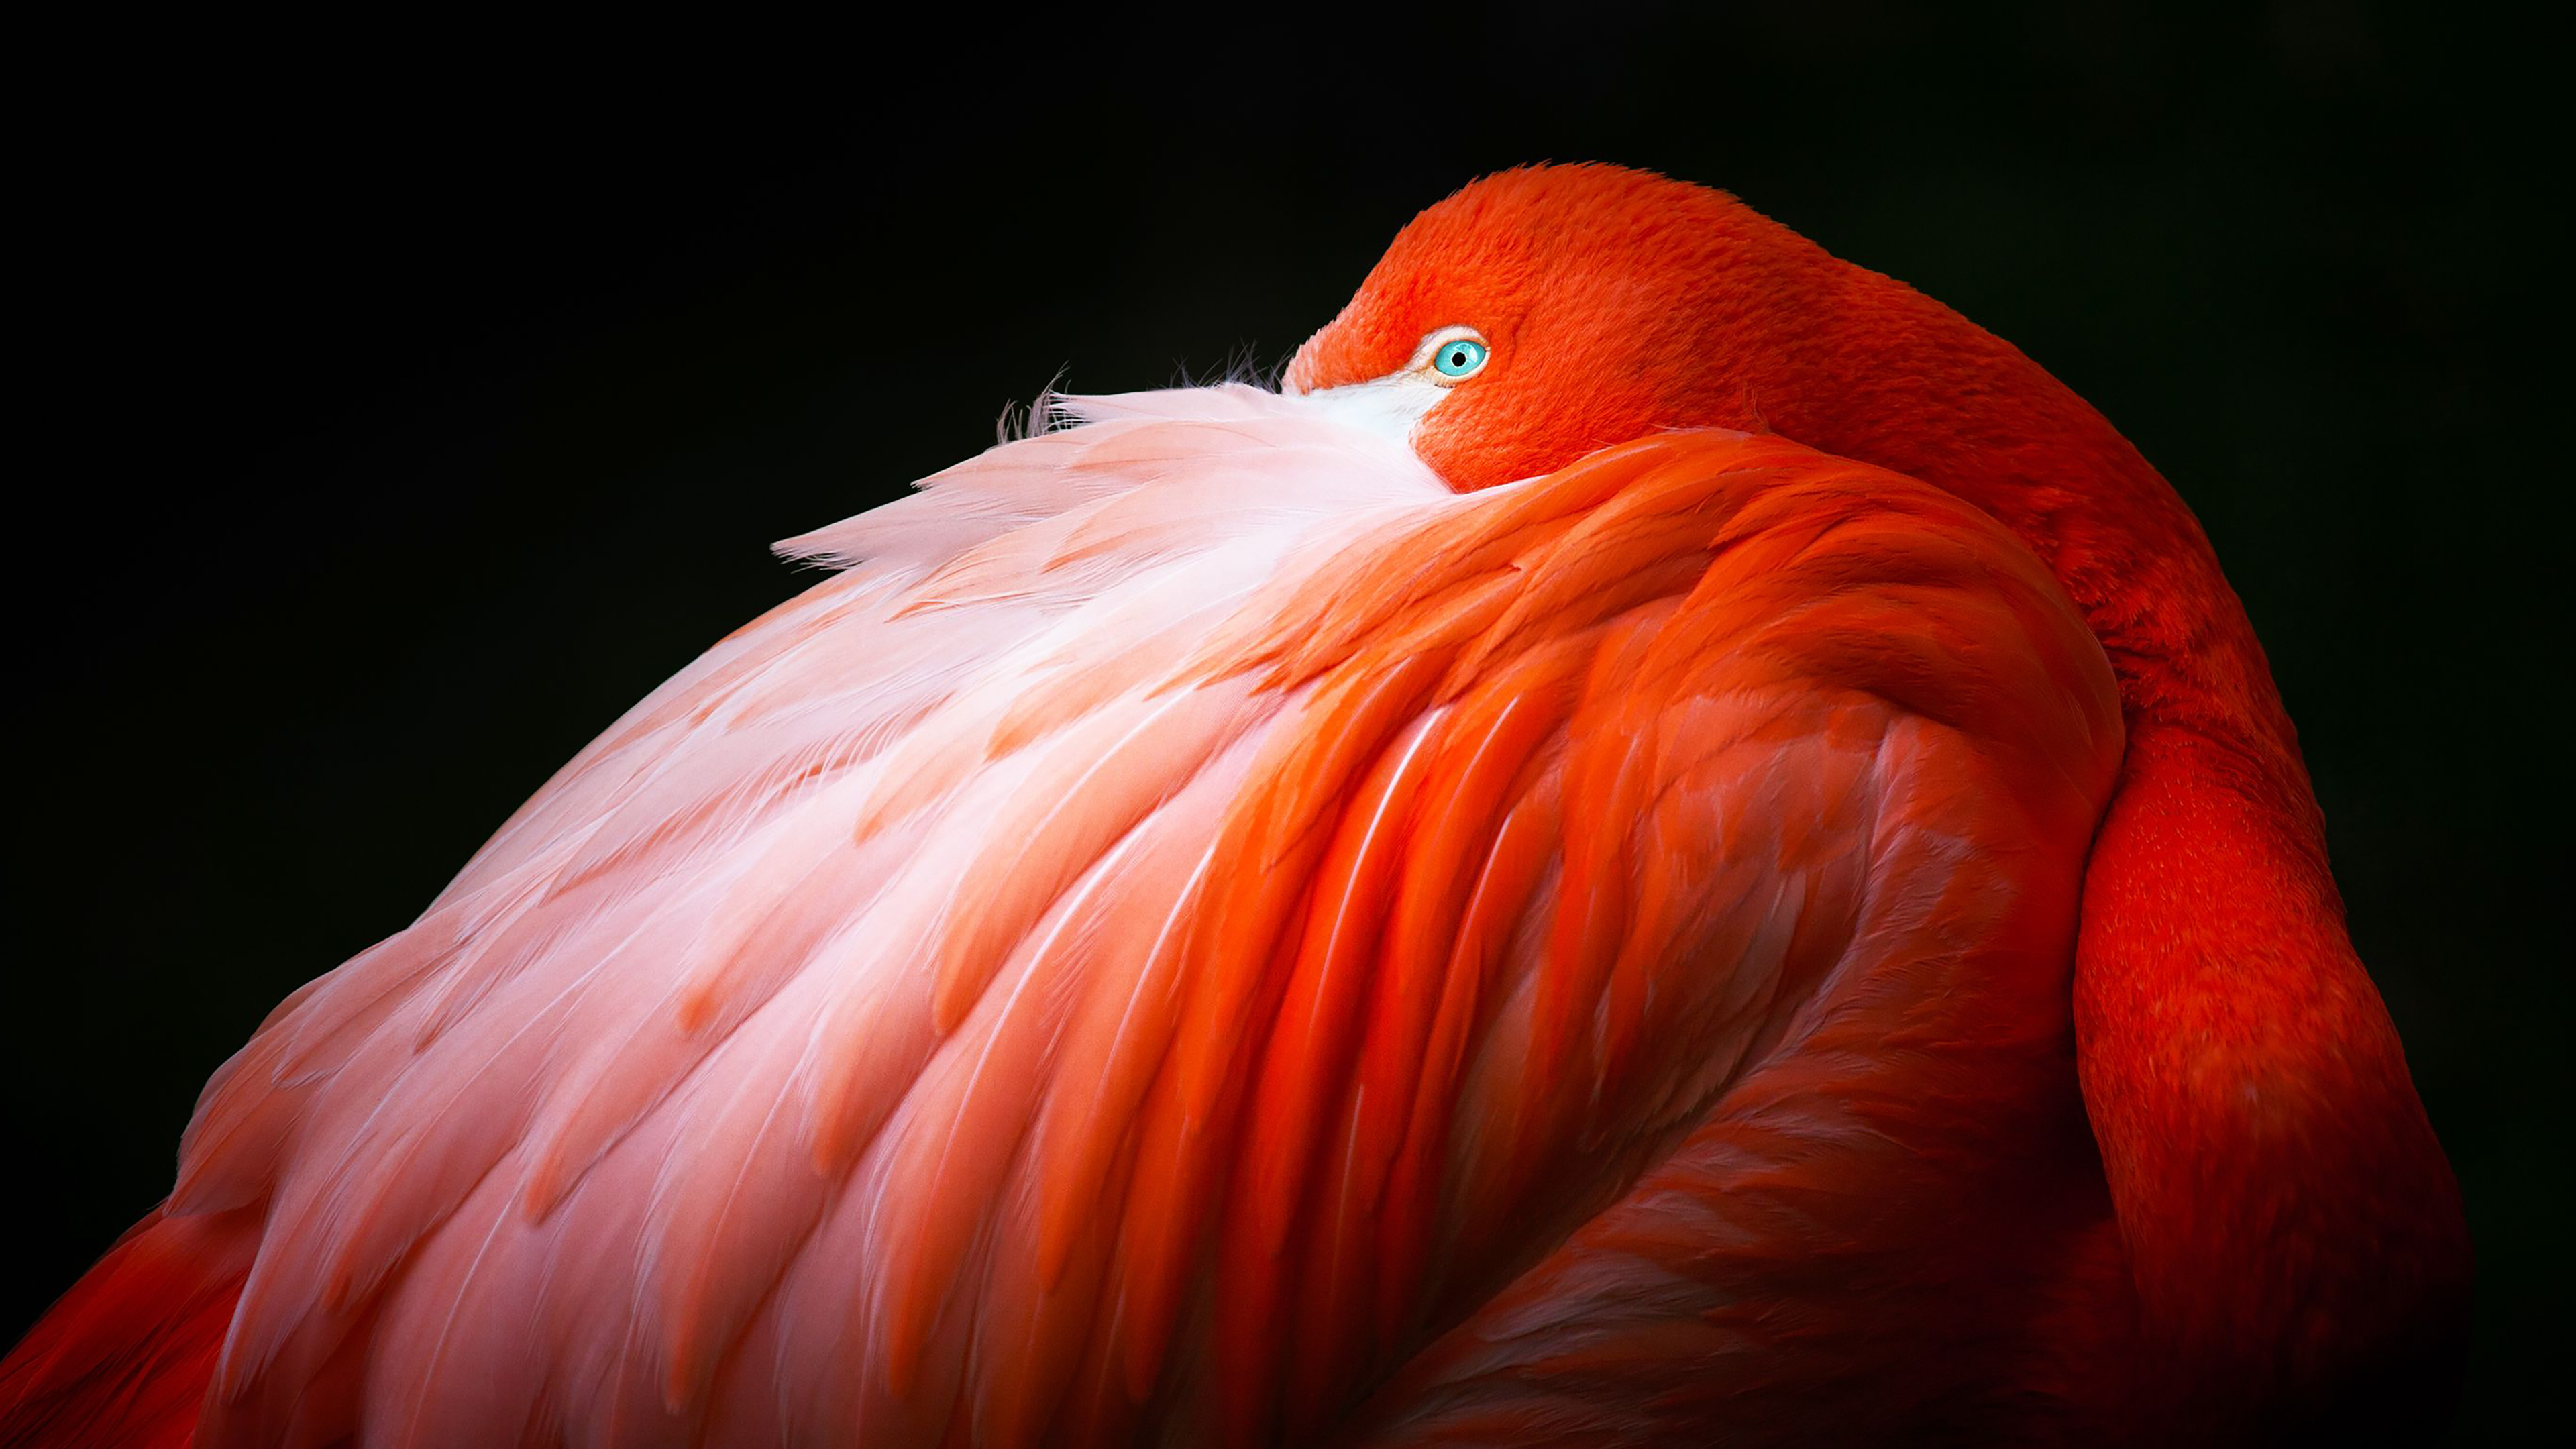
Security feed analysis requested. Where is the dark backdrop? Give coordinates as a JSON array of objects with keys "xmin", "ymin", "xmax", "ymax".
[{"xmin": 11, "ymin": 3, "xmax": 2561, "ymax": 1439}]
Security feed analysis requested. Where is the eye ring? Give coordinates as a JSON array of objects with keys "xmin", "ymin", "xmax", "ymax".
[{"xmin": 1419, "ymin": 328, "xmax": 1491, "ymax": 383}]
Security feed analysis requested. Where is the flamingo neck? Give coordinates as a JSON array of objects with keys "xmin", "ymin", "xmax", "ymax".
[{"xmin": 1731, "ymin": 264, "xmax": 2471, "ymax": 1432}]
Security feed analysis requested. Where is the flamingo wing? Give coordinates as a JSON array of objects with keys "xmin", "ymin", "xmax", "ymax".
[{"xmin": 5, "ymin": 386, "xmax": 2124, "ymax": 1448}]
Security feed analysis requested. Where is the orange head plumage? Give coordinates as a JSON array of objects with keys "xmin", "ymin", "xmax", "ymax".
[
  {"xmin": 1287, "ymin": 164, "xmax": 1825, "ymax": 494},
  {"xmin": 1291, "ymin": 164, "xmax": 2249, "ymax": 714}
]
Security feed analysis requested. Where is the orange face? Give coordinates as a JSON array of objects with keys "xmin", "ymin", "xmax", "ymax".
[{"xmin": 1285, "ymin": 164, "xmax": 1830, "ymax": 492}]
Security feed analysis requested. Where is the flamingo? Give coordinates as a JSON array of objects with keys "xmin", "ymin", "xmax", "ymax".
[{"xmin": 0, "ymin": 164, "xmax": 2468, "ymax": 1446}]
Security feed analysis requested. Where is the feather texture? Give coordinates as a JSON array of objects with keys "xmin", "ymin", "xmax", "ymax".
[{"xmin": 7, "ymin": 384, "xmax": 2123, "ymax": 1448}]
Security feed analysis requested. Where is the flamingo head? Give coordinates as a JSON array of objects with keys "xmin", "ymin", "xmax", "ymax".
[{"xmin": 1284, "ymin": 163, "xmax": 1827, "ymax": 492}]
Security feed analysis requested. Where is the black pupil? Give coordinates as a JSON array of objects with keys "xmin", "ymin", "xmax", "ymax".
[{"xmin": 1448, "ymin": 348, "xmax": 1466, "ymax": 367}]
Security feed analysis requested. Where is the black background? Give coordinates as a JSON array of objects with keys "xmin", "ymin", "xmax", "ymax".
[{"xmin": 9, "ymin": 3, "xmax": 2562, "ymax": 1438}]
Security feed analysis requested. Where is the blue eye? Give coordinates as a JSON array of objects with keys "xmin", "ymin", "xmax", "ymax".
[{"xmin": 1430, "ymin": 336, "xmax": 1489, "ymax": 378}]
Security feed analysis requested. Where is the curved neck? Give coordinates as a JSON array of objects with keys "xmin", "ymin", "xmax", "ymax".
[{"xmin": 1723, "ymin": 255, "xmax": 2471, "ymax": 1431}]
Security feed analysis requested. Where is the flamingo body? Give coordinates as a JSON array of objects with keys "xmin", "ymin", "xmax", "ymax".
[{"xmin": 1, "ymin": 166, "xmax": 2467, "ymax": 1446}]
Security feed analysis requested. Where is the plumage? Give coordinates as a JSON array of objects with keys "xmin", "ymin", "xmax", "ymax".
[{"xmin": 1, "ymin": 164, "xmax": 2466, "ymax": 1446}]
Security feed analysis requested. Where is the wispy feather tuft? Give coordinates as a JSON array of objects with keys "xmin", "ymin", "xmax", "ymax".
[
  {"xmin": 1165, "ymin": 343, "xmax": 1289, "ymax": 393},
  {"xmin": 994, "ymin": 370, "xmax": 1080, "ymax": 446}
]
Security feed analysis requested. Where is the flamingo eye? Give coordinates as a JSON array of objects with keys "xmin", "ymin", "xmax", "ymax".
[{"xmin": 1427, "ymin": 333, "xmax": 1489, "ymax": 380}]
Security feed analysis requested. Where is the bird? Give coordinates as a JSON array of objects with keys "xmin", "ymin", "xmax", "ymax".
[{"xmin": 0, "ymin": 164, "xmax": 2469, "ymax": 1447}]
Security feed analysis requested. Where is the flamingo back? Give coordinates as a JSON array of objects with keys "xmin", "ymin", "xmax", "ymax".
[{"xmin": 7, "ymin": 385, "xmax": 2127, "ymax": 1448}]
